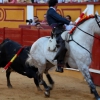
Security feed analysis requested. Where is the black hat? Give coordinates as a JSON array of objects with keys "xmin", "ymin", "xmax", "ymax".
[{"xmin": 48, "ymin": 0, "xmax": 58, "ymax": 7}]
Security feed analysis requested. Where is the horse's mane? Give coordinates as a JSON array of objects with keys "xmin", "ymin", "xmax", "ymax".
[
  {"xmin": 69, "ymin": 15, "xmax": 94, "ymax": 34},
  {"xmin": 77, "ymin": 15, "xmax": 94, "ymax": 25}
]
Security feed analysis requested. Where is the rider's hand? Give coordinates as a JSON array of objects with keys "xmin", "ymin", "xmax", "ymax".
[{"xmin": 70, "ymin": 22, "xmax": 76, "ymax": 25}]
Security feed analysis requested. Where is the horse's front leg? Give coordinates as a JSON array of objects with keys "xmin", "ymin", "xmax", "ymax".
[
  {"xmin": 79, "ymin": 64, "xmax": 100, "ymax": 100},
  {"xmin": 37, "ymin": 72, "xmax": 51, "ymax": 97},
  {"xmin": 45, "ymin": 72, "xmax": 54, "ymax": 90},
  {"xmin": 6, "ymin": 67, "xmax": 13, "ymax": 88}
]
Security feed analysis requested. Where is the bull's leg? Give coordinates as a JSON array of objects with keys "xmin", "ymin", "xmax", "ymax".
[{"xmin": 6, "ymin": 68, "xmax": 13, "ymax": 88}]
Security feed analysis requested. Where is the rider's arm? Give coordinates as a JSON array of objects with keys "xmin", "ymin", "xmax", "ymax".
[{"xmin": 49, "ymin": 9, "xmax": 70, "ymax": 25}]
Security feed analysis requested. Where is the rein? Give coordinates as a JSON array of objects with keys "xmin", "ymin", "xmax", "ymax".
[
  {"xmin": 69, "ymin": 34, "xmax": 92, "ymax": 58},
  {"xmin": 95, "ymin": 15, "xmax": 100, "ymax": 28},
  {"xmin": 77, "ymin": 26, "xmax": 100, "ymax": 41},
  {"xmin": 67, "ymin": 15, "xmax": 100, "ymax": 59}
]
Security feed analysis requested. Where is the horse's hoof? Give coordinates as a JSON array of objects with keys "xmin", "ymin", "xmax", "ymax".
[
  {"xmin": 44, "ymin": 90, "xmax": 50, "ymax": 97},
  {"xmin": 96, "ymin": 97, "xmax": 100, "ymax": 100},
  {"xmin": 55, "ymin": 67, "xmax": 63, "ymax": 73},
  {"xmin": 37, "ymin": 87, "xmax": 43, "ymax": 91},
  {"xmin": 47, "ymin": 86, "xmax": 52, "ymax": 90},
  {"xmin": 48, "ymin": 84, "xmax": 54, "ymax": 90},
  {"xmin": 8, "ymin": 85, "xmax": 13, "ymax": 88}
]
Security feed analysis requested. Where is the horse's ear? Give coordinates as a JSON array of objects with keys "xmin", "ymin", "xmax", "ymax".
[
  {"xmin": 95, "ymin": 11, "xmax": 99, "ymax": 19},
  {"xmin": 95, "ymin": 11, "xmax": 99, "ymax": 15}
]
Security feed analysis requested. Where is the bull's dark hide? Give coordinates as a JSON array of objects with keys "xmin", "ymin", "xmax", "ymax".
[{"xmin": 0, "ymin": 38, "xmax": 39, "ymax": 89}]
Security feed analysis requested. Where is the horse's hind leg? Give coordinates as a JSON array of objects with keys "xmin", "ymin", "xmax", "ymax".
[
  {"xmin": 78, "ymin": 64, "xmax": 100, "ymax": 100},
  {"xmin": 33, "ymin": 78, "xmax": 42, "ymax": 91},
  {"xmin": 37, "ymin": 73, "xmax": 51, "ymax": 97},
  {"xmin": 6, "ymin": 67, "xmax": 13, "ymax": 88},
  {"xmin": 38, "ymin": 74, "xmax": 51, "ymax": 97}
]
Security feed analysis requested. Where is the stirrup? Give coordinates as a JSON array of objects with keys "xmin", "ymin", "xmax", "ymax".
[{"xmin": 55, "ymin": 66, "xmax": 63, "ymax": 73}]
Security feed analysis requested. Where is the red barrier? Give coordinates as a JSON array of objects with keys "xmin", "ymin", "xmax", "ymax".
[
  {"xmin": 22, "ymin": 28, "xmax": 39, "ymax": 46},
  {"xmin": 90, "ymin": 34, "xmax": 100, "ymax": 86},
  {"xmin": 4, "ymin": 28, "xmax": 22, "ymax": 44},
  {"xmin": 39, "ymin": 29, "xmax": 51, "ymax": 37},
  {"xmin": 1, "ymin": 28, "xmax": 51, "ymax": 46},
  {"xmin": 41, "ymin": 25, "xmax": 52, "ymax": 29},
  {"xmin": 0, "ymin": 28, "xmax": 5, "ymax": 43},
  {"xmin": 19, "ymin": 25, "xmax": 37, "ymax": 29}
]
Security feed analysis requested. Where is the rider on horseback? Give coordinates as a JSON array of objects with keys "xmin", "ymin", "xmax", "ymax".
[{"xmin": 47, "ymin": 0, "xmax": 76, "ymax": 73}]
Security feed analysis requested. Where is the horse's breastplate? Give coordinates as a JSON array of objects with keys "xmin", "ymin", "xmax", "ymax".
[{"xmin": 47, "ymin": 25, "xmax": 66, "ymax": 52}]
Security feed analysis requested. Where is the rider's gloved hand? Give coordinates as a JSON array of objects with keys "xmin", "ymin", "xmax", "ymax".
[{"xmin": 70, "ymin": 22, "xmax": 76, "ymax": 25}]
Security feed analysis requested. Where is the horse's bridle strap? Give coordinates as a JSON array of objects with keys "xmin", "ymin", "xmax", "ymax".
[
  {"xmin": 76, "ymin": 26, "xmax": 100, "ymax": 41},
  {"xmin": 95, "ymin": 15, "xmax": 100, "ymax": 28}
]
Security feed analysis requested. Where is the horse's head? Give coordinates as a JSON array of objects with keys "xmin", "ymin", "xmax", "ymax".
[
  {"xmin": 92, "ymin": 12, "xmax": 100, "ymax": 34},
  {"xmin": 75, "ymin": 12, "xmax": 100, "ymax": 35},
  {"xmin": 95, "ymin": 12, "xmax": 100, "ymax": 28}
]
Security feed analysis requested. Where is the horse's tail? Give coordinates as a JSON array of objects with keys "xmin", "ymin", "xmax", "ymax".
[{"xmin": 26, "ymin": 53, "xmax": 34, "ymax": 67}]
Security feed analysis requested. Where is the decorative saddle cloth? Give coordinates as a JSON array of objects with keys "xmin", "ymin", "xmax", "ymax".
[
  {"xmin": 47, "ymin": 36, "xmax": 57, "ymax": 52},
  {"xmin": 47, "ymin": 31, "xmax": 69, "ymax": 52}
]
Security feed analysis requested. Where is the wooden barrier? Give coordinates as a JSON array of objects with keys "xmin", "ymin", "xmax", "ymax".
[
  {"xmin": 0, "ymin": 28, "xmax": 4, "ymax": 43},
  {"xmin": 39, "ymin": 29, "xmax": 51, "ymax": 37},
  {"xmin": 0, "ymin": 28, "xmax": 51, "ymax": 46},
  {"xmin": 4, "ymin": 28, "xmax": 22, "ymax": 45},
  {"xmin": 22, "ymin": 28, "xmax": 40, "ymax": 46},
  {"xmin": 19, "ymin": 25, "xmax": 37, "ymax": 29},
  {"xmin": 90, "ymin": 34, "xmax": 100, "ymax": 86}
]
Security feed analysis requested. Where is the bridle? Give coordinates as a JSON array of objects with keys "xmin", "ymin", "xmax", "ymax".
[
  {"xmin": 68, "ymin": 15, "xmax": 100, "ymax": 59},
  {"xmin": 95, "ymin": 15, "xmax": 100, "ymax": 28}
]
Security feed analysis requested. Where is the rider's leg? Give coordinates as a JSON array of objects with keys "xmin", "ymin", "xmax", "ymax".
[{"xmin": 54, "ymin": 36, "xmax": 67, "ymax": 73}]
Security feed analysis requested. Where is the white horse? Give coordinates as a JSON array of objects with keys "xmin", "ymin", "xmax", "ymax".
[{"xmin": 26, "ymin": 14, "xmax": 100, "ymax": 100}]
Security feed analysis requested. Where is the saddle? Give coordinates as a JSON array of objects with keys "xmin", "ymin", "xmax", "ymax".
[
  {"xmin": 47, "ymin": 23, "xmax": 70, "ymax": 52},
  {"xmin": 47, "ymin": 31, "xmax": 69, "ymax": 52},
  {"xmin": 47, "ymin": 36, "xmax": 57, "ymax": 52}
]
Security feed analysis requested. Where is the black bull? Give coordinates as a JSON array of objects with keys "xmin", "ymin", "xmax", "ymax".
[{"xmin": 0, "ymin": 38, "xmax": 54, "ymax": 92}]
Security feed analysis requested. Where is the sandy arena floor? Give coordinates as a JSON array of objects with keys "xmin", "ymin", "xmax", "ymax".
[{"xmin": 0, "ymin": 68, "xmax": 100, "ymax": 100}]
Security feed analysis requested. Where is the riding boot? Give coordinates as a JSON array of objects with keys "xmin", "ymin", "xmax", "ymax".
[
  {"xmin": 55, "ymin": 66, "xmax": 63, "ymax": 73},
  {"xmin": 52, "ymin": 25, "xmax": 67, "ymax": 73},
  {"xmin": 54, "ymin": 41, "xmax": 67, "ymax": 73},
  {"xmin": 53, "ymin": 42, "xmax": 67, "ymax": 60}
]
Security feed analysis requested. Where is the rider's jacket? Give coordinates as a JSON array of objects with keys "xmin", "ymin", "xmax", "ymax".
[{"xmin": 46, "ymin": 7, "xmax": 70, "ymax": 28}]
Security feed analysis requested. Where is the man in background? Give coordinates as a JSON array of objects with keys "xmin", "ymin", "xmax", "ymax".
[
  {"xmin": 32, "ymin": 16, "xmax": 40, "ymax": 25},
  {"xmin": 65, "ymin": 15, "xmax": 74, "ymax": 31},
  {"xmin": 41, "ymin": 14, "xmax": 48, "ymax": 25}
]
